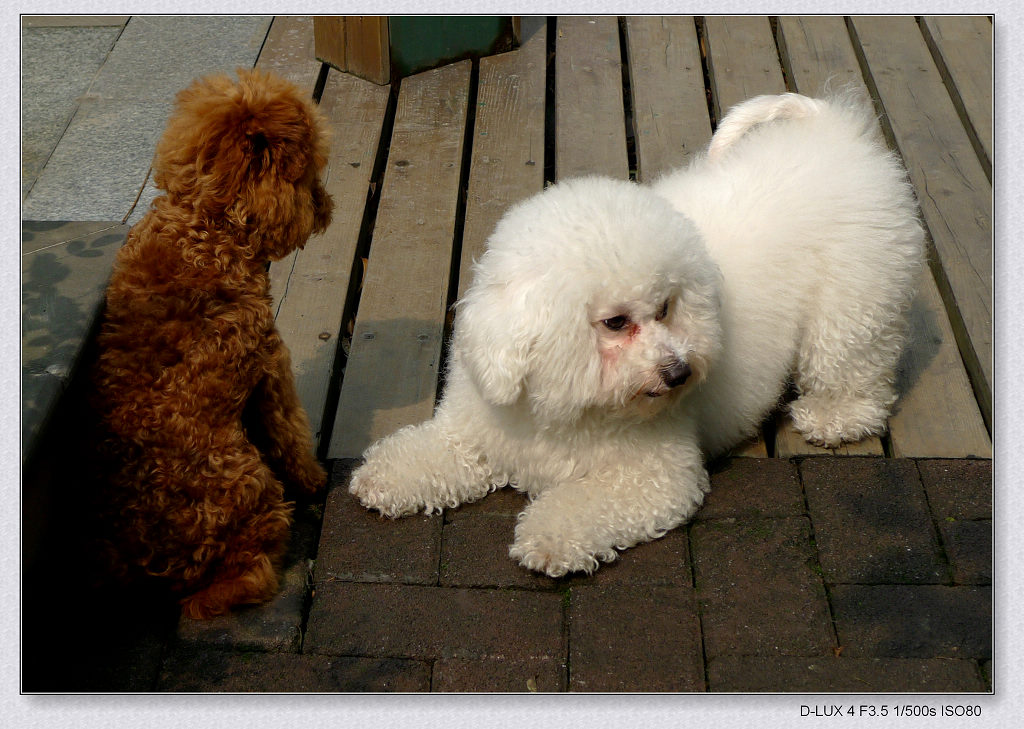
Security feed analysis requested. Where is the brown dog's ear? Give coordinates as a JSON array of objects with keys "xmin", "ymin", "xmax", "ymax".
[{"xmin": 152, "ymin": 69, "xmax": 331, "ymax": 255}]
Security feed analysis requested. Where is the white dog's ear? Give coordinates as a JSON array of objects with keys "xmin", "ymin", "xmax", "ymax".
[
  {"xmin": 454, "ymin": 275, "xmax": 603, "ymax": 422},
  {"xmin": 453, "ymin": 282, "xmax": 531, "ymax": 406}
]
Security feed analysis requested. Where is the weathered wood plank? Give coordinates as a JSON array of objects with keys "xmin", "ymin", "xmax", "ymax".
[
  {"xmin": 888, "ymin": 272, "xmax": 991, "ymax": 458},
  {"xmin": 919, "ymin": 16, "xmax": 992, "ymax": 180},
  {"xmin": 851, "ymin": 16, "xmax": 992, "ymax": 430},
  {"xmin": 729, "ymin": 435, "xmax": 769, "ymax": 459},
  {"xmin": 624, "ymin": 15, "xmax": 712, "ymax": 181},
  {"xmin": 313, "ymin": 16, "xmax": 391, "ymax": 84},
  {"xmin": 704, "ymin": 16, "xmax": 787, "ymax": 121},
  {"xmin": 269, "ymin": 71, "xmax": 390, "ymax": 447},
  {"xmin": 775, "ymin": 15, "xmax": 865, "ymax": 97},
  {"xmin": 255, "ymin": 16, "xmax": 323, "ymax": 93},
  {"xmin": 776, "ymin": 15, "xmax": 989, "ymax": 459},
  {"xmin": 555, "ymin": 16, "xmax": 629, "ymax": 180},
  {"xmin": 328, "ymin": 61, "xmax": 471, "ymax": 459},
  {"xmin": 263, "ymin": 16, "xmax": 327, "ymax": 306},
  {"xmin": 457, "ymin": 16, "xmax": 547, "ymax": 299}
]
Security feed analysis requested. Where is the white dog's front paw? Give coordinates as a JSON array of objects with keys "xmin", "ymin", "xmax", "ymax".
[
  {"xmin": 509, "ymin": 528, "xmax": 616, "ymax": 578},
  {"xmin": 348, "ymin": 461, "xmax": 424, "ymax": 518}
]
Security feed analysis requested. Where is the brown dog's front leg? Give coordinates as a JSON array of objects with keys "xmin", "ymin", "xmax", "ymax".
[{"xmin": 250, "ymin": 332, "xmax": 327, "ymax": 495}]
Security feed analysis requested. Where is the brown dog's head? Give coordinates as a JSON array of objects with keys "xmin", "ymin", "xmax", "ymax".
[{"xmin": 152, "ymin": 68, "xmax": 333, "ymax": 260}]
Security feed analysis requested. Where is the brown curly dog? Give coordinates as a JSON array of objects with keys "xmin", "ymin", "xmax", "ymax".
[{"xmin": 92, "ymin": 68, "xmax": 334, "ymax": 619}]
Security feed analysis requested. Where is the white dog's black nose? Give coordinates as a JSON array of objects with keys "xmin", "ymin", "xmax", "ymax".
[{"xmin": 660, "ymin": 360, "xmax": 692, "ymax": 389}]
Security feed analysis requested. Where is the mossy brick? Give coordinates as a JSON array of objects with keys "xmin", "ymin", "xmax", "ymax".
[
  {"xmin": 440, "ymin": 513, "xmax": 559, "ymax": 589},
  {"xmin": 304, "ymin": 582, "xmax": 565, "ymax": 661},
  {"xmin": 158, "ymin": 646, "xmax": 430, "ymax": 691},
  {"xmin": 698, "ymin": 457, "xmax": 804, "ymax": 519},
  {"xmin": 917, "ymin": 459, "xmax": 992, "ymax": 520},
  {"xmin": 708, "ymin": 655, "xmax": 987, "ymax": 692},
  {"xmin": 831, "ymin": 584, "xmax": 992, "ymax": 659},
  {"xmin": 316, "ymin": 465, "xmax": 443, "ymax": 585},
  {"xmin": 568, "ymin": 584, "xmax": 704, "ymax": 692},
  {"xmin": 432, "ymin": 657, "xmax": 567, "ymax": 692},
  {"xmin": 801, "ymin": 458, "xmax": 947, "ymax": 584},
  {"xmin": 691, "ymin": 516, "xmax": 835, "ymax": 657}
]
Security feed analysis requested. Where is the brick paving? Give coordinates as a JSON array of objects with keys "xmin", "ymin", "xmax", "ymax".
[{"xmin": 22, "ymin": 455, "xmax": 992, "ymax": 693}]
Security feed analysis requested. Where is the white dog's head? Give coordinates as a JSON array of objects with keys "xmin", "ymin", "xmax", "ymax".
[{"xmin": 455, "ymin": 177, "xmax": 723, "ymax": 424}]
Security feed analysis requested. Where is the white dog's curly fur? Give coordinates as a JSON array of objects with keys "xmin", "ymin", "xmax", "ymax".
[{"xmin": 349, "ymin": 92, "xmax": 925, "ymax": 577}]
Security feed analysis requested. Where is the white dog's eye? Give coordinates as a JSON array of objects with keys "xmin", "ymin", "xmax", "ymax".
[
  {"xmin": 655, "ymin": 299, "xmax": 669, "ymax": 321},
  {"xmin": 601, "ymin": 315, "xmax": 629, "ymax": 331}
]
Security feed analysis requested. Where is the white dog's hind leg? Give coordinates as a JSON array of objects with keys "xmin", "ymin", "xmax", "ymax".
[
  {"xmin": 509, "ymin": 443, "xmax": 709, "ymax": 577},
  {"xmin": 349, "ymin": 420, "xmax": 498, "ymax": 517}
]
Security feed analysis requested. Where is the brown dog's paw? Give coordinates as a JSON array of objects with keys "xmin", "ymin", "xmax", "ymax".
[
  {"xmin": 179, "ymin": 554, "xmax": 280, "ymax": 619},
  {"xmin": 289, "ymin": 455, "xmax": 327, "ymax": 495}
]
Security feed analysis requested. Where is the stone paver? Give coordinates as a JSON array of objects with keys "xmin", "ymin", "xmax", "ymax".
[
  {"xmin": 692, "ymin": 515, "xmax": 836, "ymax": 657},
  {"xmin": 432, "ymin": 657, "xmax": 567, "ymax": 692},
  {"xmin": 802, "ymin": 458, "xmax": 948, "ymax": 584},
  {"xmin": 937, "ymin": 518, "xmax": 992, "ymax": 584},
  {"xmin": 20, "ymin": 21, "xmax": 124, "ymax": 198},
  {"xmin": 917, "ymin": 459, "xmax": 993, "ymax": 519},
  {"xmin": 918, "ymin": 459, "xmax": 992, "ymax": 585},
  {"xmin": 569, "ymin": 584, "xmax": 704, "ymax": 692},
  {"xmin": 440, "ymin": 512, "xmax": 558, "ymax": 589},
  {"xmin": 830, "ymin": 584, "xmax": 992, "ymax": 659},
  {"xmin": 316, "ymin": 462, "xmax": 442, "ymax": 585},
  {"xmin": 708, "ymin": 655, "xmax": 987, "ymax": 692},
  {"xmin": 304, "ymin": 582, "xmax": 565, "ymax": 661},
  {"xmin": 158, "ymin": 647, "xmax": 430, "ymax": 692},
  {"xmin": 567, "ymin": 525, "xmax": 692, "ymax": 587},
  {"xmin": 700, "ymin": 456, "xmax": 805, "ymax": 519},
  {"xmin": 22, "ymin": 16, "xmax": 273, "ymax": 222}
]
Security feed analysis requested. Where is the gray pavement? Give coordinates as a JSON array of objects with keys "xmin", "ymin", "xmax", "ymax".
[{"xmin": 22, "ymin": 15, "xmax": 272, "ymax": 223}]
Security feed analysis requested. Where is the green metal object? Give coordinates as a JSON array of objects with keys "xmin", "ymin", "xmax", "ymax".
[{"xmin": 388, "ymin": 16, "xmax": 516, "ymax": 77}]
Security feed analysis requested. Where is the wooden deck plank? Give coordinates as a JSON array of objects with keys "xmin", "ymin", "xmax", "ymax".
[
  {"xmin": 919, "ymin": 16, "xmax": 992, "ymax": 180},
  {"xmin": 260, "ymin": 16, "xmax": 328, "ymax": 312},
  {"xmin": 704, "ymin": 16, "xmax": 787, "ymax": 121},
  {"xmin": 254, "ymin": 16, "xmax": 323, "ymax": 93},
  {"xmin": 457, "ymin": 16, "xmax": 547, "ymax": 299},
  {"xmin": 269, "ymin": 71, "xmax": 390, "ymax": 447},
  {"xmin": 328, "ymin": 61, "xmax": 471, "ymax": 459},
  {"xmin": 555, "ymin": 16, "xmax": 629, "ymax": 180},
  {"xmin": 624, "ymin": 16, "xmax": 712, "ymax": 181},
  {"xmin": 851, "ymin": 16, "xmax": 992, "ymax": 430},
  {"xmin": 776, "ymin": 16, "xmax": 988, "ymax": 459},
  {"xmin": 775, "ymin": 15, "xmax": 866, "ymax": 97},
  {"xmin": 888, "ymin": 272, "xmax": 991, "ymax": 458}
]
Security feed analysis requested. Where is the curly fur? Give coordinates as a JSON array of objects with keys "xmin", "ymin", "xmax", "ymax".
[
  {"xmin": 91, "ymin": 69, "xmax": 333, "ymax": 618},
  {"xmin": 349, "ymin": 91, "xmax": 925, "ymax": 578}
]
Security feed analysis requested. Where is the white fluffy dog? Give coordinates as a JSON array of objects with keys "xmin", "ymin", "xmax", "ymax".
[{"xmin": 349, "ymin": 92, "xmax": 924, "ymax": 577}]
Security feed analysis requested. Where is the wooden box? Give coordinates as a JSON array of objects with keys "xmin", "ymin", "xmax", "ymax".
[{"xmin": 314, "ymin": 16, "xmax": 519, "ymax": 85}]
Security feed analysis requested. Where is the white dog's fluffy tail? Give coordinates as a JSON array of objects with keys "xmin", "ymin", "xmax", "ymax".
[{"xmin": 707, "ymin": 93, "xmax": 828, "ymax": 161}]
